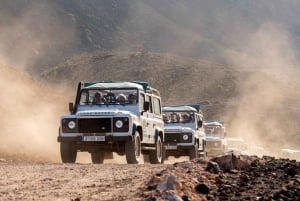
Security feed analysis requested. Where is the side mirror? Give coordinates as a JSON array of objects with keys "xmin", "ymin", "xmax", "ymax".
[
  {"xmin": 143, "ymin": 101, "xmax": 150, "ymax": 112},
  {"xmin": 197, "ymin": 120, "xmax": 203, "ymax": 128},
  {"xmin": 69, "ymin": 102, "xmax": 74, "ymax": 114}
]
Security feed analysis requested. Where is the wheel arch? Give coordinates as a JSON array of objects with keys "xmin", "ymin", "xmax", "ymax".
[
  {"xmin": 155, "ymin": 128, "xmax": 164, "ymax": 142},
  {"xmin": 132, "ymin": 123, "xmax": 143, "ymax": 141}
]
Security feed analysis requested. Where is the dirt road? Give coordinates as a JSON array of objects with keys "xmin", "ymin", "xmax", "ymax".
[{"xmin": 0, "ymin": 162, "xmax": 166, "ymax": 201}]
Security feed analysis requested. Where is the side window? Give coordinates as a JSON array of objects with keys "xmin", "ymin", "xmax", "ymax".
[
  {"xmin": 145, "ymin": 95, "xmax": 152, "ymax": 113},
  {"xmin": 153, "ymin": 97, "xmax": 161, "ymax": 115},
  {"xmin": 139, "ymin": 93, "xmax": 145, "ymax": 111},
  {"xmin": 79, "ymin": 91, "xmax": 89, "ymax": 105},
  {"xmin": 196, "ymin": 114, "xmax": 203, "ymax": 128}
]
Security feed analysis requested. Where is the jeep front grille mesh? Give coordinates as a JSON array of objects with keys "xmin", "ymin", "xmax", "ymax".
[
  {"xmin": 164, "ymin": 133, "xmax": 192, "ymax": 143},
  {"xmin": 78, "ymin": 118, "xmax": 111, "ymax": 133},
  {"xmin": 206, "ymin": 141, "xmax": 221, "ymax": 148}
]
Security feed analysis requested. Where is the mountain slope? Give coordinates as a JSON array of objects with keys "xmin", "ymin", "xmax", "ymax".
[
  {"xmin": 42, "ymin": 50, "xmax": 300, "ymax": 150},
  {"xmin": 1, "ymin": 0, "xmax": 300, "ymax": 72}
]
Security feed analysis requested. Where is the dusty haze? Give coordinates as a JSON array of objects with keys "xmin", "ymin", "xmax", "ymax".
[
  {"xmin": 0, "ymin": 1, "xmax": 300, "ymax": 163},
  {"xmin": 224, "ymin": 22, "xmax": 300, "ymax": 156},
  {"xmin": 0, "ymin": 64, "xmax": 70, "ymax": 162},
  {"xmin": 0, "ymin": 1, "xmax": 76, "ymax": 72},
  {"xmin": 0, "ymin": 1, "xmax": 75, "ymax": 162}
]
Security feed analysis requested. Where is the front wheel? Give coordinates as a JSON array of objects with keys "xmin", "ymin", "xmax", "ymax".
[
  {"xmin": 60, "ymin": 142, "xmax": 77, "ymax": 163},
  {"xmin": 189, "ymin": 142, "xmax": 199, "ymax": 160},
  {"xmin": 149, "ymin": 136, "xmax": 164, "ymax": 164},
  {"xmin": 125, "ymin": 132, "xmax": 141, "ymax": 164},
  {"xmin": 91, "ymin": 152, "xmax": 105, "ymax": 164}
]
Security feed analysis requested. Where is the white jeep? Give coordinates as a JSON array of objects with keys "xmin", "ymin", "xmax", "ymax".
[
  {"xmin": 58, "ymin": 81, "xmax": 165, "ymax": 164},
  {"xmin": 162, "ymin": 105, "xmax": 206, "ymax": 160},
  {"xmin": 203, "ymin": 121, "xmax": 227, "ymax": 156}
]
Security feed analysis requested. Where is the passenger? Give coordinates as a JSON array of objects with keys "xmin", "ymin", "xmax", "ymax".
[
  {"xmin": 93, "ymin": 92, "xmax": 104, "ymax": 104},
  {"xmin": 170, "ymin": 113, "xmax": 179, "ymax": 123},
  {"xmin": 106, "ymin": 92, "xmax": 116, "ymax": 104},
  {"xmin": 128, "ymin": 94, "xmax": 137, "ymax": 104},
  {"xmin": 182, "ymin": 114, "xmax": 191, "ymax": 123},
  {"xmin": 163, "ymin": 114, "xmax": 170, "ymax": 123},
  {"xmin": 117, "ymin": 94, "xmax": 127, "ymax": 104}
]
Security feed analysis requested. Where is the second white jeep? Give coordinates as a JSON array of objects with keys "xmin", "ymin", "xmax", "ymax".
[{"xmin": 162, "ymin": 105, "xmax": 206, "ymax": 160}]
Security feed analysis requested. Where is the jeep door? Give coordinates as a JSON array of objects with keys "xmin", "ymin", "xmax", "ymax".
[
  {"xmin": 195, "ymin": 113, "xmax": 205, "ymax": 151},
  {"xmin": 140, "ymin": 93, "xmax": 153, "ymax": 143},
  {"xmin": 151, "ymin": 96, "xmax": 163, "ymax": 140}
]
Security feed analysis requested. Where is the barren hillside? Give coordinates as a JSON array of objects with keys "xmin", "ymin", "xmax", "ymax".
[
  {"xmin": 2, "ymin": 0, "xmax": 300, "ymax": 72},
  {"xmin": 0, "ymin": 1, "xmax": 300, "ymax": 200},
  {"xmin": 41, "ymin": 51, "xmax": 300, "ymax": 152}
]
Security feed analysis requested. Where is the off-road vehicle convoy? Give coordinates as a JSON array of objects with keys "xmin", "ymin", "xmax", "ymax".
[
  {"xmin": 203, "ymin": 121, "xmax": 227, "ymax": 156},
  {"xmin": 162, "ymin": 105, "xmax": 206, "ymax": 160},
  {"xmin": 58, "ymin": 81, "xmax": 165, "ymax": 164}
]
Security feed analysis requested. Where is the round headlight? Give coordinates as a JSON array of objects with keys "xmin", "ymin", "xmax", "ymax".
[
  {"xmin": 68, "ymin": 121, "xmax": 76, "ymax": 129},
  {"xmin": 183, "ymin": 134, "xmax": 189, "ymax": 140},
  {"xmin": 115, "ymin": 120, "xmax": 123, "ymax": 128},
  {"xmin": 214, "ymin": 142, "xmax": 219, "ymax": 147}
]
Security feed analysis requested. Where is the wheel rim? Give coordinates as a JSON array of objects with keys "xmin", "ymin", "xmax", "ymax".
[
  {"xmin": 134, "ymin": 135, "xmax": 141, "ymax": 160},
  {"xmin": 156, "ymin": 138, "xmax": 162, "ymax": 162}
]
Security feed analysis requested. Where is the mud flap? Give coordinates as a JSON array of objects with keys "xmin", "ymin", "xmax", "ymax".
[{"xmin": 104, "ymin": 152, "xmax": 113, "ymax": 159}]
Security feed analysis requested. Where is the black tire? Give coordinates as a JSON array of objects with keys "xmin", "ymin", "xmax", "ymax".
[
  {"xmin": 125, "ymin": 132, "xmax": 141, "ymax": 164},
  {"xmin": 189, "ymin": 143, "xmax": 199, "ymax": 160},
  {"xmin": 91, "ymin": 152, "xmax": 105, "ymax": 164},
  {"xmin": 149, "ymin": 136, "xmax": 164, "ymax": 164},
  {"xmin": 60, "ymin": 142, "xmax": 77, "ymax": 163}
]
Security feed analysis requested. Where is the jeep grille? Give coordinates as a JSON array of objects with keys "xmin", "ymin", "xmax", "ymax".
[
  {"xmin": 164, "ymin": 133, "xmax": 192, "ymax": 143},
  {"xmin": 206, "ymin": 141, "xmax": 221, "ymax": 148},
  {"xmin": 78, "ymin": 118, "xmax": 111, "ymax": 133}
]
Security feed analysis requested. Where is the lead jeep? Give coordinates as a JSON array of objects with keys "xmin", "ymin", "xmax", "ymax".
[
  {"xmin": 203, "ymin": 121, "xmax": 227, "ymax": 156},
  {"xmin": 162, "ymin": 105, "xmax": 206, "ymax": 160},
  {"xmin": 57, "ymin": 81, "xmax": 165, "ymax": 164}
]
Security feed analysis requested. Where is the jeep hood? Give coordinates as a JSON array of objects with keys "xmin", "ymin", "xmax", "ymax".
[
  {"xmin": 206, "ymin": 136, "xmax": 223, "ymax": 141},
  {"xmin": 76, "ymin": 108, "xmax": 134, "ymax": 116},
  {"xmin": 164, "ymin": 125, "xmax": 193, "ymax": 133}
]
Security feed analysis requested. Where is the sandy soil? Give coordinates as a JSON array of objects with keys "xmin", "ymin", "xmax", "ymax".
[
  {"xmin": 1, "ymin": 155, "xmax": 299, "ymax": 201},
  {"xmin": 0, "ymin": 162, "xmax": 166, "ymax": 201}
]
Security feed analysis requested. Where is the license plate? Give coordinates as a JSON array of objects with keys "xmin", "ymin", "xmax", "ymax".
[
  {"xmin": 82, "ymin": 136, "xmax": 105, "ymax": 141},
  {"xmin": 165, "ymin": 145, "xmax": 178, "ymax": 150}
]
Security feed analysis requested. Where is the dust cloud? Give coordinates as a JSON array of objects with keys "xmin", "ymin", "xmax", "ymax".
[
  {"xmin": 0, "ymin": 1, "xmax": 76, "ymax": 162},
  {"xmin": 0, "ymin": 1, "xmax": 76, "ymax": 73},
  {"xmin": 0, "ymin": 64, "xmax": 71, "ymax": 162},
  {"xmin": 224, "ymin": 23, "xmax": 300, "ymax": 158}
]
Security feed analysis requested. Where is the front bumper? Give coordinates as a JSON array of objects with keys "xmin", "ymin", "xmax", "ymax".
[
  {"xmin": 164, "ymin": 144, "xmax": 195, "ymax": 150},
  {"xmin": 57, "ymin": 135, "xmax": 132, "ymax": 142}
]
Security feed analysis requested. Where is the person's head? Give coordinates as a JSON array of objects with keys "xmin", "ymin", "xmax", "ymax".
[
  {"xmin": 163, "ymin": 114, "xmax": 169, "ymax": 123},
  {"xmin": 94, "ymin": 92, "xmax": 102, "ymax": 104},
  {"xmin": 117, "ymin": 94, "xmax": 127, "ymax": 104},
  {"xmin": 106, "ymin": 92, "xmax": 115, "ymax": 103},
  {"xmin": 182, "ymin": 114, "xmax": 190, "ymax": 122},
  {"xmin": 128, "ymin": 94, "xmax": 136, "ymax": 104},
  {"xmin": 170, "ymin": 113, "xmax": 178, "ymax": 122}
]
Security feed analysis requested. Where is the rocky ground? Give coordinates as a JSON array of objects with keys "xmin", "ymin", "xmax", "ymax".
[
  {"xmin": 140, "ymin": 154, "xmax": 300, "ymax": 201},
  {"xmin": 0, "ymin": 154, "xmax": 299, "ymax": 201}
]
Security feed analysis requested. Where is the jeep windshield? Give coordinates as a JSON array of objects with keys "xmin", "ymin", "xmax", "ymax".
[
  {"xmin": 163, "ymin": 111, "xmax": 194, "ymax": 124},
  {"xmin": 78, "ymin": 88, "xmax": 138, "ymax": 105},
  {"xmin": 204, "ymin": 125, "xmax": 223, "ymax": 136}
]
